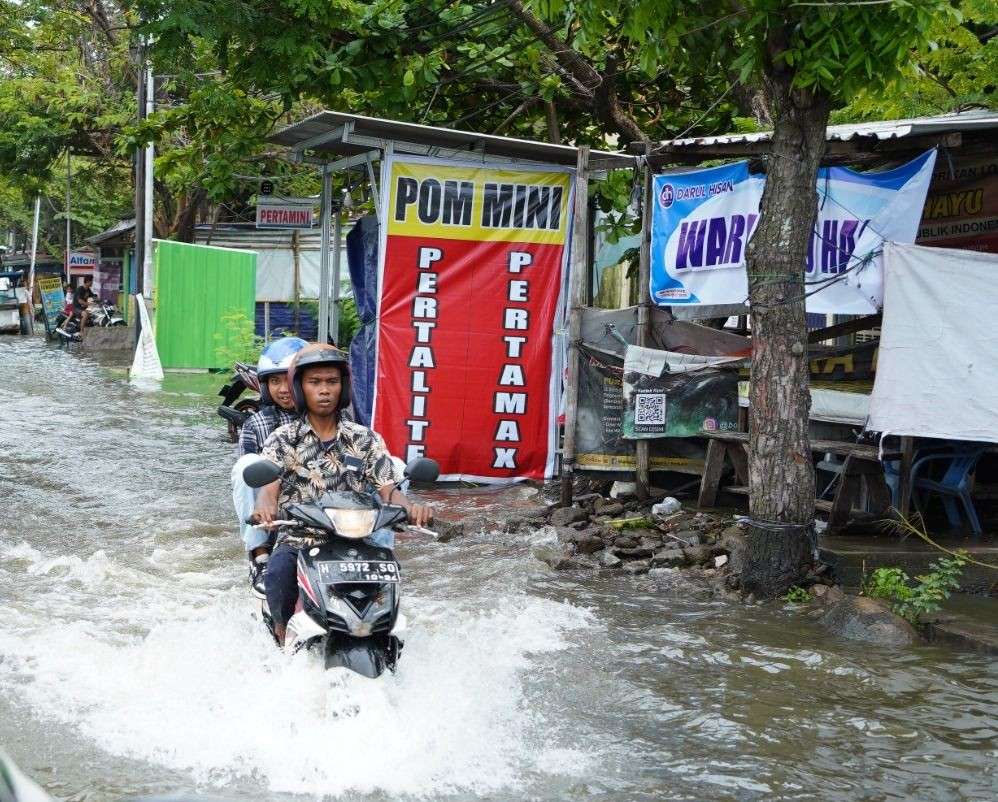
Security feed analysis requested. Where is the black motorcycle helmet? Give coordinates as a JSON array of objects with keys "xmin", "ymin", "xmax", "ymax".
[{"xmin": 287, "ymin": 343, "xmax": 351, "ymax": 416}]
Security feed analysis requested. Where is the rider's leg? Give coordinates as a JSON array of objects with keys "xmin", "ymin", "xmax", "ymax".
[
  {"xmin": 231, "ymin": 453, "xmax": 268, "ymax": 553},
  {"xmin": 265, "ymin": 542, "xmax": 300, "ymax": 645}
]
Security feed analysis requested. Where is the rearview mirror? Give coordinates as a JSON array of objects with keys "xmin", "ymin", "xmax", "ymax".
[
  {"xmin": 243, "ymin": 459, "xmax": 282, "ymax": 488},
  {"xmin": 404, "ymin": 457, "xmax": 439, "ymax": 484}
]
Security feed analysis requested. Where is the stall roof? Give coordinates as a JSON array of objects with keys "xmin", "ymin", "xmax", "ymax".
[
  {"xmin": 635, "ymin": 109, "xmax": 998, "ymax": 164},
  {"xmin": 87, "ymin": 218, "xmax": 135, "ymax": 246},
  {"xmin": 269, "ymin": 110, "xmax": 633, "ymax": 170}
]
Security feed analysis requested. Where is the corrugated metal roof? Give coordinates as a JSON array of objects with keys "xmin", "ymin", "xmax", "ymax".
[
  {"xmin": 87, "ymin": 218, "xmax": 135, "ymax": 245},
  {"xmin": 270, "ymin": 110, "xmax": 633, "ymax": 169},
  {"xmin": 192, "ymin": 222, "xmax": 351, "ymax": 251},
  {"xmin": 645, "ymin": 109, "xmax": 998, "ymax": 152}
]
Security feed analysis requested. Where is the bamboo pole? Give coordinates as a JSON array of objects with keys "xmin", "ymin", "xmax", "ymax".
[
  {"xmin": 559, "ymin": 146, "xmax": 590, "ymax": 507},
  {"xmin": 291, "ymin": 229, "xmax": 301, "ymax": 334},
  {"xmin": 635, "ymin": 147, "xmax": 653, "ymax": 499},
  {"xmin": 317, "ymin": 163, "xmax": 332, "ymax": 344}
]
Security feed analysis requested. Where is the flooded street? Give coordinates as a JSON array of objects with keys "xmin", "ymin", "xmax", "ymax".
[{"xmin": 0, "ymin": 336, "xmax": 995, "ymax": 801}]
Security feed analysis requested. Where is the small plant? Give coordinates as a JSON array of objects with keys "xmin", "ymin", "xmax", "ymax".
[
  {"xmin": 214, "ymin": 310, "xmax": 265, "ymax": 367},
  {"xmin": 862, "ymin": 552, "xmax": 967, "ymax": 624},
  {"xmin": 782, "ymin": 586, "xmax": 812, "ymax": 604}
]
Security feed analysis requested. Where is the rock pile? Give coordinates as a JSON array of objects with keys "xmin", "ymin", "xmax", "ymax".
[{"xmin": 498, "ymin": 493, "xmax": 740, "ymax": 576}]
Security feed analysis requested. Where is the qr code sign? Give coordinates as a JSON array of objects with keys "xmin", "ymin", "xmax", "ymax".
[{"xmin": 635, "ymin": 393, "xmax": 666, "ymax": 426}]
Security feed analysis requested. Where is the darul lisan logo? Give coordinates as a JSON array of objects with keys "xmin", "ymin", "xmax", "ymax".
[{"xmin": 659, "ymin": 183, "xmax": 674, "ymax": 208}]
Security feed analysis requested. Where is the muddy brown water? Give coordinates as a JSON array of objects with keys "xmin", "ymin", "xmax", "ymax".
[{"xmin": 1, "ymin": 337, "xmax": 995, "ymax": 801}]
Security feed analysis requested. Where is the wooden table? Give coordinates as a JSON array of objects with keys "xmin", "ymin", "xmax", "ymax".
[{"xmin": 697, "ymin": 431, "xmax": 894, "ymax": 532}]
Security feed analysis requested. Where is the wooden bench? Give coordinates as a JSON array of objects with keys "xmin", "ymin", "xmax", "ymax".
[{"xmin": 697, "ymin": 430, "xmax": 894, "ymax": 532}]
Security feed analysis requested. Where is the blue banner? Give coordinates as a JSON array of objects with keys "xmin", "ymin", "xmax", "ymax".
[{"xmin": 650, "ymin": 149, "xmax": 937, "ymax": 314}]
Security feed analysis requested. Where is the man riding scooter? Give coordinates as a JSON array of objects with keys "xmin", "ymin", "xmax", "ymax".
[
  {"xmin": 231, "ymin": 336, "xmax": 307, "ymax": 596},
  {"xmin": 253, "ymin": 344, "xmax": 433, "ymax": 646}
]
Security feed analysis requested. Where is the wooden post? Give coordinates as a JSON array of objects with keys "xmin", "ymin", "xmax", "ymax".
[
  {"xmin": 291, "ymin": 229, "xmax": 301, "ymax": 334},
  {"xmin": 898, "ymin": 436, "xmax": 914, "ymax": 518},
  {"xmin": 317, "ymin": 163, "xmax": 332, "ymax": 344},
  {"xmin": 559, "ymin": 146, "xmax": 590, "ymax": 507},
  {"xmin": 634, "ymin": 148, "xmax": 653, "ymax": 499}
]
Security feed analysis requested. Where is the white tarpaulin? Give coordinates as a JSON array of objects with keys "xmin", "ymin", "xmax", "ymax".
[
  {"xmin": 811, "ymin": 388, "xmax": 870, "ymax": 426},
  {"xmin": 130, "ymin": 294, "xmax": 164, "ymax": 384},
  {"xmin": 624, "ymin": 345, "xmax": 744, "ymax": 376},
  {"xmin": 867, "ymin": 242, "xmax": 998, "ymax": 443}
]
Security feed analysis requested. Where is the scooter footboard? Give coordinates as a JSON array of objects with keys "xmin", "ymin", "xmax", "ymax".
[{"xmin": 324, "ymin": 633, "xmax": 402, "ymax": 677}]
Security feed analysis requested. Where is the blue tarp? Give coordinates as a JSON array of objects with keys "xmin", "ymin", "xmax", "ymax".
[
  {"xmin": 346, "ymin": 215, "xmax": 379, "ymax": 425},
  {"xmin": 255, "ymin": 302, "xmax": 319, "ymax": 341}
]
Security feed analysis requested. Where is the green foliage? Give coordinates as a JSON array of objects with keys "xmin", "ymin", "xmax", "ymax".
[
  {"xmin": 836, "ymin": 0, "xmax": 998, "ymax": 120},
  {"xmin": 539, "ymin": 0, "xmax": 960, "ymax": 108},
  {"xmin": 337, "ymin": 297, "xmax": 361, "ymax": 349},
  {"xmin": 782, "ymin": 586, "xmax": 812, "ymax": 604},
  {"xmin": 863, "ymin": 553, "xmax": 968, "ymax": 624},
  {"xmin": 863, "ymin": 567, "xmax": 913, "ymax": 604},
  {"xmin": 214, "ymin": 310, "xmax": 265, "ymax": 367}
]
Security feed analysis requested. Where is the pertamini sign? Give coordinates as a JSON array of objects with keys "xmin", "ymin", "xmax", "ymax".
[
  {"xmin": 255, "ymin": 199, "xmax": 315, "ymax": 229},
  {"xmin": 372, "ymin": 156, "xmax": 573, "ymax": 482}
]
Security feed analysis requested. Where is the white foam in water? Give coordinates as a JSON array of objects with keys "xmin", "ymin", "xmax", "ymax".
[{"xmin": 0, "ymin": 538, "xmax": 596, "ymax": 797}]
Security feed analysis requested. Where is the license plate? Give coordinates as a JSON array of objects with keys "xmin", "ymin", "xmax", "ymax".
[{"xmin": 317, "ymin": 560, "xmax": 399, "ymax": 583}]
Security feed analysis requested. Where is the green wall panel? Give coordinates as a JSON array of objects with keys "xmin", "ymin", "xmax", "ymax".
[{"xmin": 154, "ymin": 240, "xmax": 256, "ymax": 370}]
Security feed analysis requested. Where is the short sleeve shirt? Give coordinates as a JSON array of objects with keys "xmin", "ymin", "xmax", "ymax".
[{"xmin": 260, "ymin": 418, "xmax": 398, "ymax": 546}]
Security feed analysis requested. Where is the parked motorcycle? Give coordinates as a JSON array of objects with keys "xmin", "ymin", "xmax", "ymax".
[
  {"xmin": 243, "ymin": 456, "xmax": 440, "ymax": 677},
  {"xmin": 53, "ymin": 299, "xmax": 125, "ymax": 343},
  {"xmin": 216, "ymin": 362, "xmax": 260, "ymax": 442},
  {"xmin": 90, "ymin": 299, "xmax": 126, "ymax": 327}
]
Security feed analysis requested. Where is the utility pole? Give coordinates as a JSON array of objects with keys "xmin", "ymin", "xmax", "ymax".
[
  {"xmin": 142, "ymin": 54, "xmax": 155, "ymax": 297},
  {"xmin": 134, "ymin": 37, "xmax": 146, "ymax": 300},
  {"xmin": 65, "ymin": 149, "xmax": 71, "ymax": 283}
]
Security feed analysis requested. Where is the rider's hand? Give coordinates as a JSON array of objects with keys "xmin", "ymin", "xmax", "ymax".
[
  {"xmin": 408, "ymin": 503, "xmax": 433, "ymax": 528},
  {"xmin": 253, "ymin": 502, "xmax": 277, "ymax": 527}
]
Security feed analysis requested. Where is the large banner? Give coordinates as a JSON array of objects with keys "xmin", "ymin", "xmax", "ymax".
[
  {"xmin": 575, "ymin": 347, "xmax": 710, "ymax": 473},
  {"xmin": 621, "ymin": 347, "xmax": 740, "ymax": 439},
  {"xmin": 372, "ymin": 156, "xmax": 573, "ymax": 482},
  {"xmin": 917, "ymin": 151, "xmax": 998, "ymax": 253},
  {"xmin": 650, "ymin": 149, "xmax": 937, "ymax": 314}
]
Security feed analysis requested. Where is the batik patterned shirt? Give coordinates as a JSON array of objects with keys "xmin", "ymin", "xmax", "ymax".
[{"xmin": 260, "ymin": 418, "xmax": 398, "ymax": 547}]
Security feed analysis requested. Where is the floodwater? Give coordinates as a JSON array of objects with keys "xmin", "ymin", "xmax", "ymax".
[{"xmin": 0, "ymin": 336, "xmax": 995, "ymax": 802}]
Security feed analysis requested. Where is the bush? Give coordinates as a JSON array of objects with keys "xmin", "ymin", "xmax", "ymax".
[
  {"xmin": 782, "ymin": 586, "xmax": 812, "ymax": 604},
  {"xmin": 214, "ymin": 310, "xmax": 264, "ymax": 367},
  {"xmin": 862, "ymin": 553, "xmax": 967, "ymax": 624}
]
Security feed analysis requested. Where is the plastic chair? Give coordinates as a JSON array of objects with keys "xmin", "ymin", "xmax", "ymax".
[{"xmin": 911, "ymin": 445, "xmax": 987, "ymax": 536}]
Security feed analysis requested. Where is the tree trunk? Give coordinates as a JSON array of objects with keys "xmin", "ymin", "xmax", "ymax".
[{"xmin": 740, "ymin": 73, "xmax": 830, "ymax": 598}]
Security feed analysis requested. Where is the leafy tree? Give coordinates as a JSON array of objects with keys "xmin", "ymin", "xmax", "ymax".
[
  {"xmin": 837, "ymin": 0, "xmax": 997, "ymax": 120},
  {"xmin": 539, "ymin": 0, "xmax": 961, "ymax": 596},
  {"xmin": 136, "ymin": 0, "xmax": 742, "ymax": 146},
  {"xmin": 0, "ymin": 0, "xmax": 320, "ymax": 248}
]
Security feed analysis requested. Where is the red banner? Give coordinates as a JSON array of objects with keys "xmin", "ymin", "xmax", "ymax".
[{"xmin": 372, "ymin": 157, "xmax": 574, "ymax": 481}]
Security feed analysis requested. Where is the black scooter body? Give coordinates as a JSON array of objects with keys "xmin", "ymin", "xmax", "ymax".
[{"xmin": 290, "ymin": 534, "xmax": 403, "ymax": 677}]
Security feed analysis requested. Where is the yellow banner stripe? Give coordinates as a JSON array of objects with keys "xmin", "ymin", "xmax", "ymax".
[{"xmin": 386, "ymin": 160, "xmax": 572, "ymax": 245}]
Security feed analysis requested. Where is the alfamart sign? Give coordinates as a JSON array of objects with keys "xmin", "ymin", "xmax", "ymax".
[
  {"xmin": 67, "ymin": 251, "xmax": 97, "ymax": 270},
  {"xmin": 650, "ymin": 149, "xmax": 937, "ymax": 314},
  {"xmin": 255, "ymin": 199, "xmax": 315, "ymax": 229}
]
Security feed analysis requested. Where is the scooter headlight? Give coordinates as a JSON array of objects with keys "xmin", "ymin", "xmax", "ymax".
[{"xmin": 324, "ymin": 508, "xmax": 377, "ymax": 539}]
